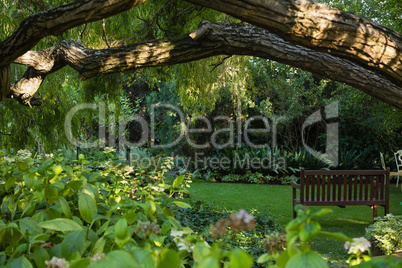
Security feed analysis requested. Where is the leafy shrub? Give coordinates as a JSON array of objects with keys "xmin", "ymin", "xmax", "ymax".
[
  {"xmin": 197, "ymin": 169, "xmax": 298, "ymax": 185},
  {"xmin": 0, "ymin": 149, "xmax": 198, "ymax": 267},
  {"xmin": 245, "ymin": 172, "xmax": 264, "ymax": 184},
  {"xmin": 365, "ymin": 215, "xmax": 402, "ymax": 255},
  {"xmin": 173, "ymin": 200, "xmax": 280, "ymax": 265},
  {"xmin": 222, "ymin": 174, "xmax": 243, "ymax": 183},
  {"xmin": 277, "ymin": 175, "xmax": 298, "ymax": 185}
]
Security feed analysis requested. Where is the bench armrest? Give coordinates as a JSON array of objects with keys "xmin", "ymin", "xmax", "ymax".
[{"xmin": 291, "ymin": 181, "xmax": 300, "ymax": 189}]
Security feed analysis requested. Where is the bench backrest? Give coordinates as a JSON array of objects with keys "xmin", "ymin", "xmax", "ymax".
[{"xmin": 299, "ymin": 168, "xmax": 390, "ymax": 204}]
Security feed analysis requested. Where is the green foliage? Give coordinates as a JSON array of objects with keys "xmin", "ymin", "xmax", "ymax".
[
  {"xmin": 259, "ymin": 205, "xmax": 351, "ymax": 267},
  {"xmin": 365, "ymin": 215, "xmax": 402, "ymax": 255},
  {"xmin": 317, "ymin": 0, "xmax": 402, "ymax": 33},
  {"xmin": 1, "ymin": 148, "xmax": 402, "ymax": 267},
  {"xmin": 0, "ymin": 149, "xmax": 259, "ymax": 267},
  {"xmin": 175, "ymin": 201, "xmax": 279, "ymax": 267}
]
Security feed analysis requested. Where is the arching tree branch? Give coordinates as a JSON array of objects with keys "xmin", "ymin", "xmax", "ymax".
[
  {"xmin": 12, "ymin": 22, "xmax": 402, "ymax": 109},
  {"xmin": 187, "ymin": 0, "xmax": 402, "ymax": 86},
  {"xmin": 0, "ymin": 0, "xmax": 148, "ymax": 67}
]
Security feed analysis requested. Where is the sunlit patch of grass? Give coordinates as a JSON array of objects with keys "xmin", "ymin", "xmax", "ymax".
[{"xmin": 188, "ymin": 179, "xmax": 402, "ymax": 263}]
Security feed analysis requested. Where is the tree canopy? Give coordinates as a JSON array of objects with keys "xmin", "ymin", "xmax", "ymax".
[
  {"xmin": 0, "ymin": 0, "xmax": 401, "ymax": 107},
  {"xmin": 0, "ymin": 0, "xmax": 401, "ymax": 150}
]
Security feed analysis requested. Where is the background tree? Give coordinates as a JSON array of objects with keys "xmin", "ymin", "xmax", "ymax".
[{"xmin": 0, "ymin": 0, "xmax": 400, "ymax": 164}]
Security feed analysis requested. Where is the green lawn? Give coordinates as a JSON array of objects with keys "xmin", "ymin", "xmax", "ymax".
[{"xmin": 188, "ymin": 179, "xmax": 402, "ymax": 261}]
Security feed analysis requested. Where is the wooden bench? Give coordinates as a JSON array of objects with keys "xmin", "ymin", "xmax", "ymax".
[{"xmin": 291, "ymin": 168, "xmax": 390, "ymax": 219}]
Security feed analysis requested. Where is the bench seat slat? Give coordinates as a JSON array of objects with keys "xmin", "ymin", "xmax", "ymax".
[{"xmin": 294, "ymin": 199, "xmax": 386, "ymax": 206}]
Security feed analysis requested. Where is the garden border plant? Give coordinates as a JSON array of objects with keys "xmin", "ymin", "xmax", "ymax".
[{"xmin": 0, "ymin": 149, "xmax": 401, "ymax": 267}]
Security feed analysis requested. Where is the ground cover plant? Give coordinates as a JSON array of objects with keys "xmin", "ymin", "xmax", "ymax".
[
  {"xmin": 1, "ymin": 149, "xmax": 401, "ymax": 267},
  {"xmin": 188, "ymin": 178, "xmax": 402, "ymax": 264},
  {"xmin": 173, "ymin": 200, "xmax": 280, "ymax": 264},
  {"xmin": 0, "ymin": 149, "xmax": 229, "ymax": 267},
  {"xmin": 365, "ymin": 215, "xmax": 402, "ymax": 255}
]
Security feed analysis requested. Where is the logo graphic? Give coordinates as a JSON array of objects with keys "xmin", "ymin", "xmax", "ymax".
[{"xmin": 301, "ymin": 101, "xmax": 339, "ymax": 167}]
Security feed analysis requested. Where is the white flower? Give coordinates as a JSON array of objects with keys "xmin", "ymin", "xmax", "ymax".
[
  {"xmin": 123, "ymin": 166, "xmax": 134, "ymax": 174},
  {"xmin": 345, "ymin": 237, "xmax": 371, "ymax": 255},
  {"xmin": 15, "ymin": 149, "xmax": 32, "ymax": 161},
  {"xmin": 45, "ymin": 256, "xmax": 70, "ymax": 268},
  {"xmin": 3, "ymin": 156, "xmax": 15, "ymax": 163},
  {"xmin": 177, "ymin": 241, "xmax": 195, "ymax": 251},
  {"xmin": 103, "ymin": 147, "xmax": 116, "ymax": 154},
  {"xmin": 151, "ymin": 186, "xmax": 164, "ymax": 192},
  {"xmin": 235, "ymin": 209, "xmax": 255, "ymax": 224},
  {"xmin": 90, "ymin": 253, "xmax": 106, "ymax": 263},
  {"xmin": 170, "ymin": 230, "xmax": 184, "ymax": 237}
]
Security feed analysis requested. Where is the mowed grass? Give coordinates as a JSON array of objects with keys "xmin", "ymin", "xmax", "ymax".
[{"xmin": 188, "ymin": 179, "xmax": 402, "ymax": 260}]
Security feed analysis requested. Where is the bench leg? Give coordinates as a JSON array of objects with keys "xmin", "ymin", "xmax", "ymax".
[{"xmin": 372, "ymin": 205, "xmax": 377, "ymax": 219}]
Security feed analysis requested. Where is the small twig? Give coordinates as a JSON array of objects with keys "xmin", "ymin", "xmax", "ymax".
[
  {"xmin": 156, "ymin": 16, "xmax": 169, "ymax": 33},
  {"xmin": 210, "ymin": 55, "xmax": 232, "ymax": 72},
  {"xmin": 175, "ymin": 5, "xmax": 198, "ymax": 18},
  {"xmin": 79, "ymin": 23, "xmax": 89, "ymax": 42},
  {"xmin": 139, "ymin": 0, "xmax": 175, "ymax": 39},
  {"xmin": 0, "ymin": 131, "xmax": 11, "ymax": 136},
  {"xmin": 18, "ymin": 0, "xmax": 35, "ymax": 14},
  {"xmin": 102, "ymin": 19, "xmax": 110, "ymax": 48}
]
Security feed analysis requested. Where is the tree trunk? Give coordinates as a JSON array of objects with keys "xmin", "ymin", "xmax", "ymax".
[{"xmin": 0, "ymin": 67, "xmax": 10, "ymax": 101}]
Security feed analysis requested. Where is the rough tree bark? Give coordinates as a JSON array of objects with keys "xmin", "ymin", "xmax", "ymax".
[
  {"xmin": 188, "ymin": 0, "xmax": 402, "ymax": 86},
  {"xmin": 0, "ymin": 0, "xmax": 401, "ymax": 109},
  {"xmin": 11, "ymin": 22, "xmax": 402, "ymax": 109},
  {"xmin": 0, "ymin": 0, "xmax": 147, "ymax": 66}
]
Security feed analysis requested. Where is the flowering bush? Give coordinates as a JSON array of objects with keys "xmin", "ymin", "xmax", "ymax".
[
  {"xmin": 365, "ymin": 214, "xmax": 402, "ymax": 255},
  {"xmin": 344, "ymin": 237, "xmax": 371, "ymax": 265},
  {"xmin": 0, "ymin": 149, "xmax": 256, "ymax": 267},
  {"xmin": 0, "ymin": 149, "xmax": 401, "ymax": 267}
]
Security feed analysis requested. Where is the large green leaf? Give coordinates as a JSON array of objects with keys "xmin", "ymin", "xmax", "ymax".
[
  {"xmin": 89, "ymin": 250, "xmax": 139, "ymax": 268},
  {"xmin": 5, "ymin": 176, "xmax": 16, "ymax": 190},
  {"xmin": 58, "ymin": 196, "xmax": 72, "ymax": 218},
  {"xmin": 61, "ymin": 230, "xmax": 86, "ymax": 261},
  {"xmin": 167, "ymin": 216, "xmax": 182, "ymax": 230},
  {"xmin": 171, "ymin": 201, "xmax": 191, "ymax": 208},
  {"xmin": 157, "ymin": 249, "xmax": 180, "ymax": 268},
  {"xmin": 197, "ymin": 256, "xmax": 219, "ymax": 268},
  {"xmin": 8, "ymin": 256, "xmax": 33, "ymax": 268},
  {"xmin": 37, "ymin": 218, "xmax": 83, "ymax": 232},
  {"xmin": 78, "ymin": 192, "xmax": 97, "ymax": 224},
  {"xmin": 70, "ymin": 258, "xmax": 90, "ymax": 268},
  {"xmin": 227, "ymin": 248, "xmax": 253, "ymax": 268},
  {"xmin": 45, "ymin": 186, "xmax": 59, "ymax": 205},
  {"xmin": 172, "ymin": 175, "xmax": 185, "ymax": 189},
  {"xmin": 286, "ymin": 252, "xmax": 328, "ymax": 268},
  {"xmin": 132, "ymin": 248, "xmax": 155, "ymax": 268},
  {"xmin": 33, "ymin": 247, "xmax": 49, "ymax": 268},
  {"xmin": 193, "ymin": 242, "xmax": 211, "ymax": 264},
  {"xmin": 299, "ymin": 221, "xmax": 321, "ymax": 242},
  {"xmin": 318, "ymin": 231, "xmax": 350, "ymax": 242},
  {"xmin": 92, "ymin": 237, "xmax": 107, "ymax": 255},
  {"xmin": 114, "ymin": 218, "xmax": 131, "ymax": 248}
]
